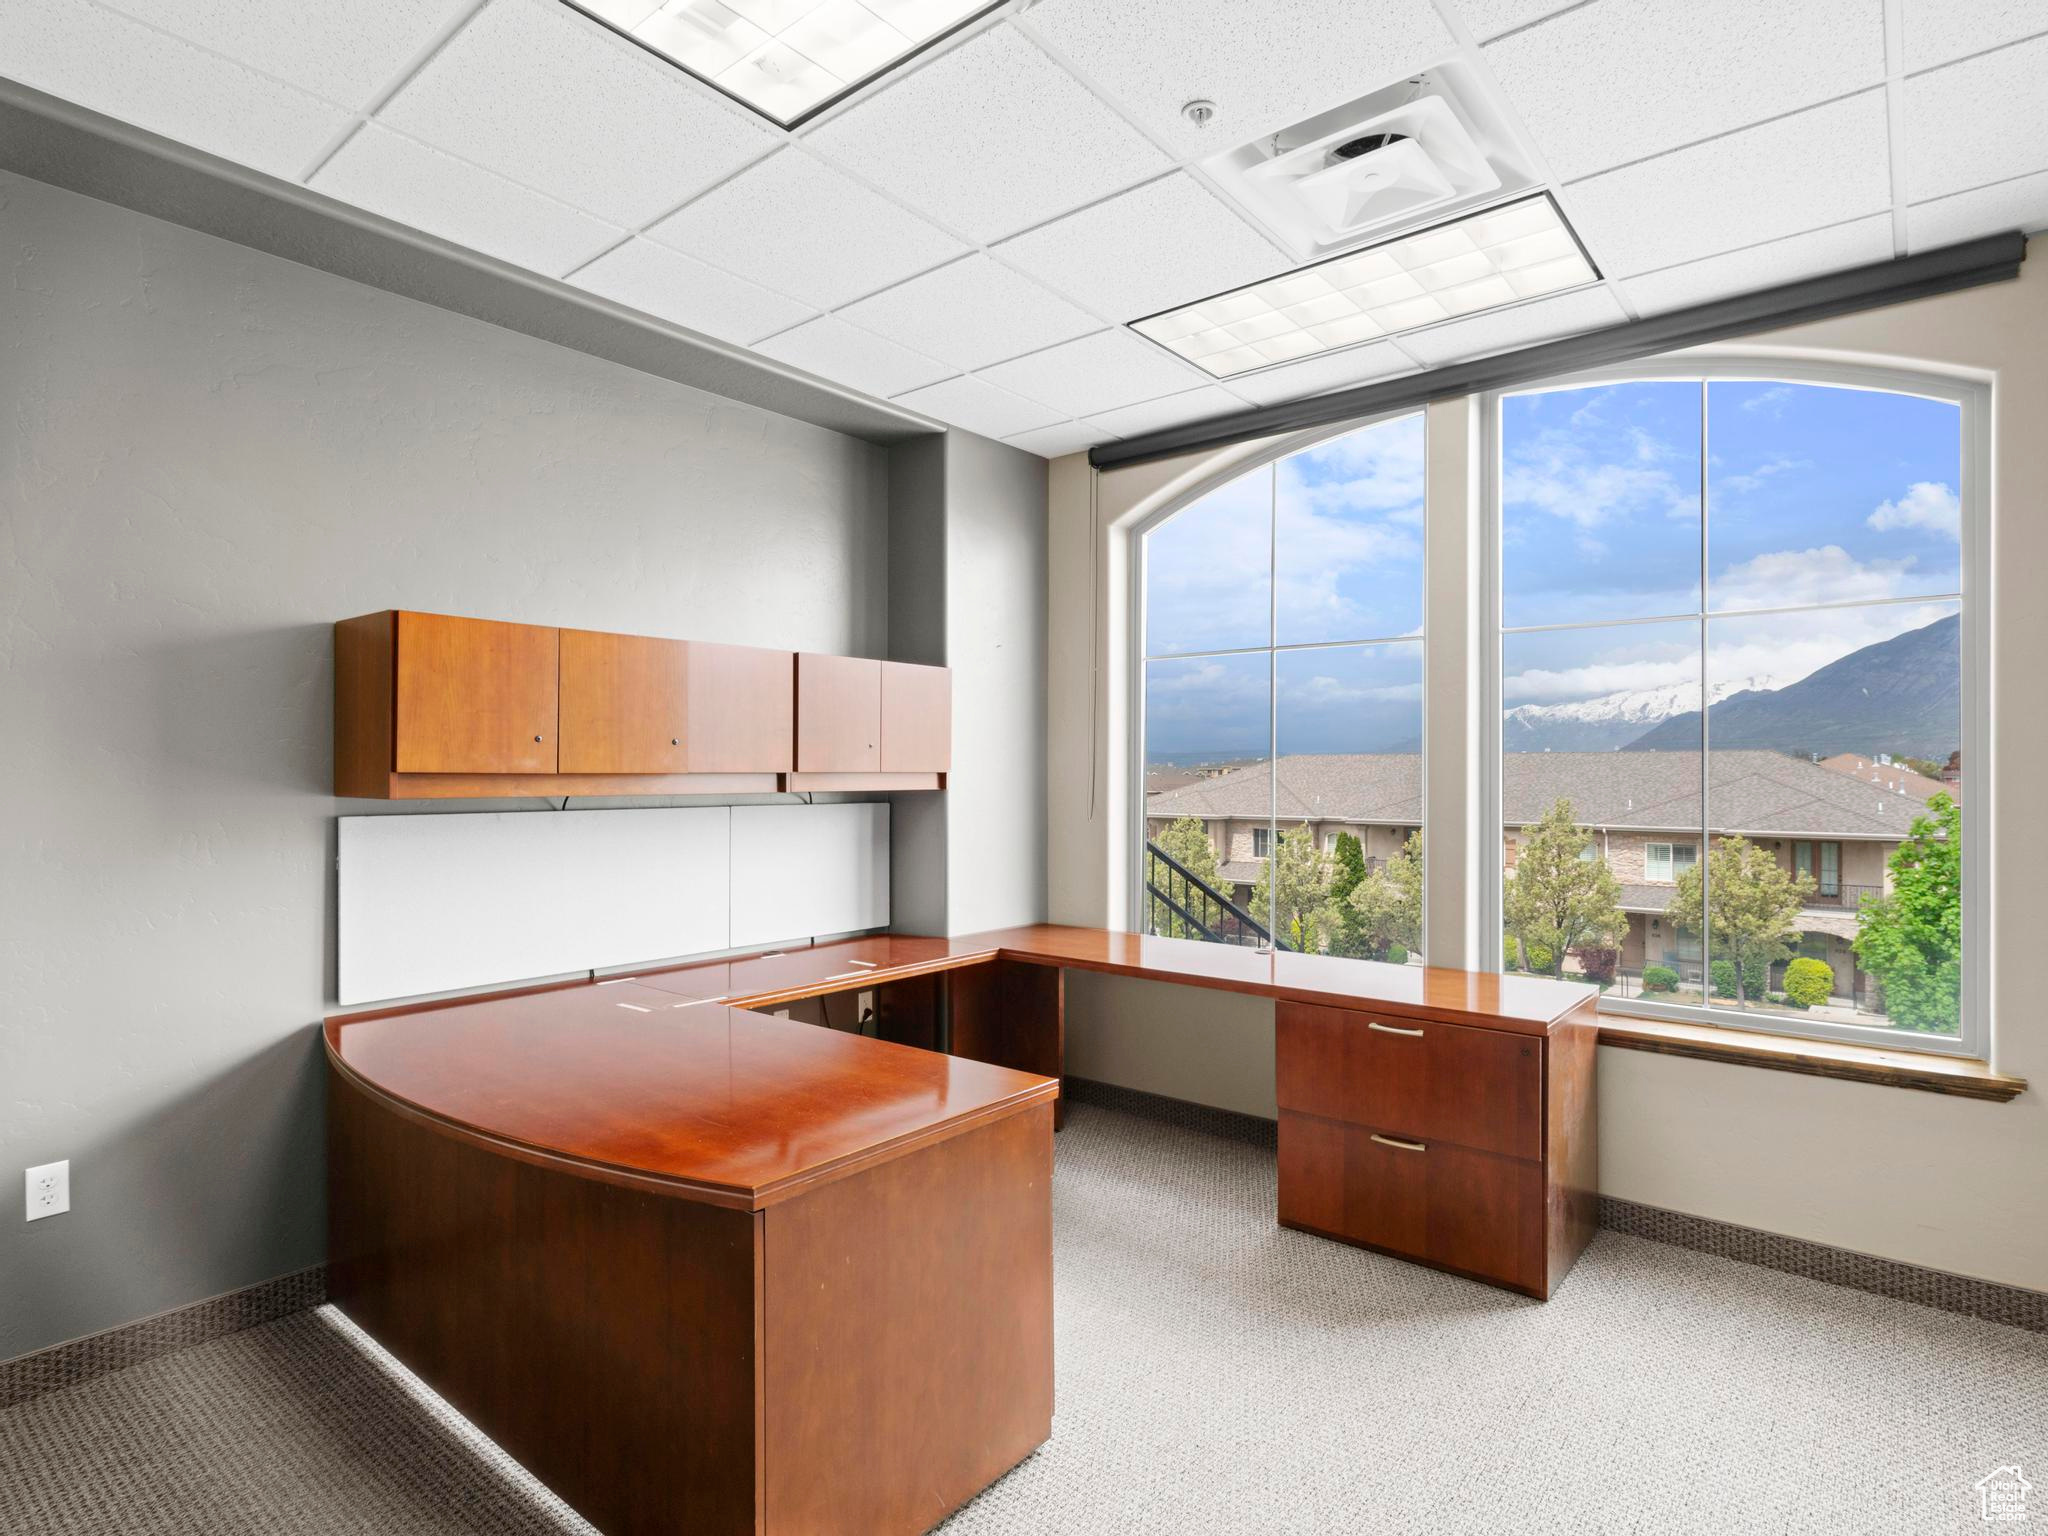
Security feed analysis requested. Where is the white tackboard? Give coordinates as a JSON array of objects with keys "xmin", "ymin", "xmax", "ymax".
[
  {"xmin": 730, "ymin": 803, "xmax": 890, "ymax": 949},
  {"xmin": 337, "ymin": 807, "xmax": 732, "ymax": 1005}
]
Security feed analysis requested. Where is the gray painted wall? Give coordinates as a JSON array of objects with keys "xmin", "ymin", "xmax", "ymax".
[{"xmin": 0, "ymin": 170, "xmax": 892, "ymax": 1359}]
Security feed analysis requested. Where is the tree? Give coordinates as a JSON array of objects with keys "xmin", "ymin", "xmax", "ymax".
[
  {"xmin": 1324, "ymin": 833, "xmax": 1369, "ymax": 958},
  {"xmin": 1343, "ymin": 831, "xmax": 1423, "ymax": 962},
  {"xmin": 1667, "ymin": 835, "xmax": 1813, "ymax": 1006},
  {"xmin": 1504, "ymin": 800, "xmax": 1625, "ymax": 979},
  {"xmin": 1252, "ymin": 822, "xmax": 1332, "ymax": 952},
  {"xmin": 1854, "ymin": 791, "xmax": 1962, "ymax": 1034},
  {"xmin": 1149, "ymin": 815, "xmax": 1229, "ymax": 940}
]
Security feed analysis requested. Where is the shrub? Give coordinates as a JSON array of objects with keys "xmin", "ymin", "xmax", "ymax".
[
  {"xmin": 1642, "ymin": 965, "xmax": 1678, "ymax": 993},
  {"xmin": 1711, "ymin": 954, "xmax": 1770, "ymax": 999},
  {"xmin": 1385, "ymin": 943, "xmax": 1409, "ymax": 966},
  {"xmin": 1504, "ymin": 934, "xmax": 1520, "ymax": 971},
  {"xmin": 1784, "ymin": 957, "xmax": 1834, "ymax": 1010},
  {"xmin": 1573, "ymin": 945, "xmax": 1619, "ymax": 987},
  {"xmin": 1523, "ymin": 941, "xmax": 1555, "ymax": 975}
]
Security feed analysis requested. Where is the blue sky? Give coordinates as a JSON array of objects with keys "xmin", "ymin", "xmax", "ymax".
[{"xmin": 1143, "ymin": 381, "xmax": 1964, "ymax": 765}]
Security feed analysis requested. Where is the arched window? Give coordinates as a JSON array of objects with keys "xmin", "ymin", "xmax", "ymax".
[
  {"xmin": 1493, "ymin": 369, "xmax": 1981, "ymax": 1052},
  {"xmin": 1137, "ymin": 413, "xmax": 1427, "ymax": 962}
]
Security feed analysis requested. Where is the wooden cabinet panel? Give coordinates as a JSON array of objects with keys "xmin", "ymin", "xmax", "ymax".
[
  {"xmin": 558, "ymin": 629, "xmax": 689, "ymax": 774},
  {"xmin": 795, "ymin": 653, "xmax": 881, "ymax": 773},
  {"xmin": 1276, "ymin": 1001, "xmax": 1541, "ymax": 1161},
  {"xmin": 1278, "ymin": 1111, "xmax": 1546, "ymax": 1294},
  {"xmin": 688, "ymin": 641, "xmax": 794, "ymax": 774},
  {"xmin": 880, "ymin": 661, "xmax": 950, "ymax": 773},
  {"xmin": 393, "ymin": 611, "xmax": 558, "ymax": 774}
]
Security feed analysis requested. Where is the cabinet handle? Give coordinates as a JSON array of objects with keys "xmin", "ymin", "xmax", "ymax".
[
  {"xmin": 532, "ymin": 734, "xmax": 543, "ymax": 743},
  {"xmin": 1370, "ymin": 1134, "xmax": 1427, "ymax": 1153},
  {"xmin": 1368, "ymin": 1021, "xmax": 1425, "ymax": 1037}
]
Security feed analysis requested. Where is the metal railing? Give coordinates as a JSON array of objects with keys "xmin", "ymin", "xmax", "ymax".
[
  {"xmin": 1143, "ymin": 841, "xmax": 1284, "ymax": 950},
  {"xmin": 1804, "ymin": 882, "xmax": 1884, "ymax": 909}
]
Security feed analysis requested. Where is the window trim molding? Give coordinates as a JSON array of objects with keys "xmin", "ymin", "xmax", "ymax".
[
  {"xmin": 1480, "ymin": 356, "xmax": 1992, "ymax": 1060},
  {"xmin": 1126, "ymin": 406, "xmax": 1431, "ymax": 953}
]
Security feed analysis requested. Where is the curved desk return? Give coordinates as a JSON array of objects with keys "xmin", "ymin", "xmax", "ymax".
[{"xmin": 326, "ymin": 987, "xmax": 1058, "ymax": 1536}]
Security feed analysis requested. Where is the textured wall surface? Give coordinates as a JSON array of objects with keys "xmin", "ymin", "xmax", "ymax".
[{"xmin": 0, "ymin": 169, "xmax": 889, "ymax": 1359}]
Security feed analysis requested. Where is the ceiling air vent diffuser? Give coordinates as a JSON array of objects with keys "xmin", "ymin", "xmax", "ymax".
[{"xmin": 1200, "ymin": 63, "xmax": 1537, "ymax": 264}]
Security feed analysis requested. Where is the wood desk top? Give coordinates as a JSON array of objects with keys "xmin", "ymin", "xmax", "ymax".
[
  {"xmin": 324, "ymin": 983, "xmax": 1056, "ymax": 1211},
  {"xmin": 629, "ymin": 924, "xmax": 1596, "ymax": 1036}
]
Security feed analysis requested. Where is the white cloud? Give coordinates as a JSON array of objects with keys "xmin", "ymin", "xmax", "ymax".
[
  {"xmin": 1709, "ymin": 544, "xmax": 1919, "ymax": 610},
  {"xmin": 1740, "ymin": 385, "xmax": 1793, "ymax": 415},
  {"xmin": 1504, "ymin": 421, "xmax": 1696, "ymax": 530},
  {"xmin": 1868, "ymin": 480, "xmax": 1960, "ymax": 539},
  {"xmin": 1718, "ymin": 455, "xmax": 1808, "ymax": 495}
]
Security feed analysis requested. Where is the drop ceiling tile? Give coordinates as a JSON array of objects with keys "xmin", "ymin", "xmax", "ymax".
[
  {"xmin": 1004, "ymin": 421, "xmax": 1118, "ymax": 458},
  {"xmin": 1022, "ymin": 0, "xmax": 1452, "ymax": 154},
  {"xmin": 1400, "ymin": 285, "xmax": 1625, "ymax": 366},
  {"xmin": 0, "ymin": 0, "xmax": 354, "ymax": 180},
  {"xmin": 1483, "ymin": 0, "xmax": 1884, "ymax": 182},
  {"xmin": 311, "ymin": 125, "xmax": 622, "ymax": 274},
  {"xmin": 1223, "ymin": 341, "xmax": 1416, "ymax": 407},
  {"xmin": 995, "ymin": 174, "xmax": 1286, "ymax": 322},
  {"xmin": 1084, "ymin": 385, "xmax": 1250, "ymax": 439},
  {"xmin": 378, "ymin": 0, "xmax": 779, "ymax": 227},
  {"xmin": 99, "ymin": 0, "xmax": 471, "ymax": 109},
  {"xmin": 1565, "ymin": 91, "xmax": 1892, "ymax": 276},
  {"xmin": 802, "ymin": 24, "xmax": 1171, "ymax": 243},
  {"xmin": 978, "ymin": 330, "xmax": 1208, "ymax": 417},
  {"xmin": 1902, "ymin": 33, "xmax": 2048, "ymax": 202},
  {"xmin": 646, "ymin": 149, "xmax": 965, "ymax": 309},
  {"xmin": 1907, "ymin": 170, "xmax": 2048, "ymax": 251},
  {"xmin": 1903, "ymin": 0, "xmax": 2048, "ymax": 72},
  {"xmin": 753, "ymin": 316, "xmax": 956, "ymax": 398},
  {"xmin": 1622, "ymin": 216, "xmax": 1896, "ymax": 314},
  {"xmin": 836, "ymin": 256, "xmax": 1103, "ymax": 371},
  {"xmin": 1450, "ymin": 0, "xmax": 1579, "ymax": 41},
  {"xmin": 569, "ymin": 238, "xmax": 816, "ymax": 343},
  {"xmin": 893, "ymin": 376, "xmax": 1064, "ymax": 439}
]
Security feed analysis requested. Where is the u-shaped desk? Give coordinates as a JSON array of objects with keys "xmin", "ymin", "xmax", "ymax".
[{"xmin": 326, "ymin": 925, "xmax": 1596, "ymax": 1536}]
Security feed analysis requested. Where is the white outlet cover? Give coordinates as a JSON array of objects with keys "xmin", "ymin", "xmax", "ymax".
[{"xmin": 26, "ymin": 1159, "xmax": 69, "ymax": 1220}]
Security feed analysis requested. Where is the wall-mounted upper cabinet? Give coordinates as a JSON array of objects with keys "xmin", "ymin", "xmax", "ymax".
[
  {"xmin": 791, "ymin": 654, "xmax": 950, "ymax": 791},
  {"xmin": 336, "ymin": 611, "xmax": 812, "ymax": 799},
  {"xmin": 558, "ymin": 632, "xmax": 791, "ymax": 780}
]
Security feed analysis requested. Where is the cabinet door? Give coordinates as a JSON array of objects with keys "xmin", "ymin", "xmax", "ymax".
[
  {"xmin": 687, "ymin": 642, "xmax": 794, "ymax": 774},
  {"xmin": 558, "ymin": 629, "xmax": 689, "ymax": 774},
  {"xmin": 394, "ymin": 612, "xmax": 558, "ymax": 774},
  {"xmin": 880, "ymin": 661, "xmax": 951, "ymax": 773},
  {"xmin": 795, "ymin": 654, "xmax": 881, "ymax": 773}
]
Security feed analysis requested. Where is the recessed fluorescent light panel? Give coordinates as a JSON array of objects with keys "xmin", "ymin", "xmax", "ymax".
[
  {"xmin": 566, "ymin": 0, "xmax": 1002, "ymax": 127},
  {"xmin": 1131, "ymin": 195, "xmax": 1600, "ymax": 379}
]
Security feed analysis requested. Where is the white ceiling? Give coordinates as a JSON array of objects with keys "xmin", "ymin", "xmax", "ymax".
[{"xmin": 6, "ymin": 0, "xmax": 2047, "ymax": 459}]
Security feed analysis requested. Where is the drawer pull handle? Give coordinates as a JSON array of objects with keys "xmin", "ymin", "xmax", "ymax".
[
  {"xmin": 1368, "ymin": 1021, "xmax": 1425, "ymax": 1037},
  {"xmin": 1371, "ymin": 1134, "xmax": 1427, "ymax": 1153}
]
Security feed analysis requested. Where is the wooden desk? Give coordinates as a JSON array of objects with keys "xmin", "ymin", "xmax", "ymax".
[
  {"xmin": 327, "ymin": 992, "xmax": 1056, "ymax": 1536},
  {"xmin": 326, "ymin": 925, "xmax": 1595, "ymax": 1532},
  {"xmin": 629, "ymin": 925, "xmax": 1599, "ymax": 1298}
]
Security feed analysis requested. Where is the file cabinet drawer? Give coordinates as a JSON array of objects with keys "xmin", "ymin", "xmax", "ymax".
[
  {"xmin": 1276, "ymin": 1002, "xmax": 1542, "ymax": 1161},
  {"xmin": 1277, "ymin": 1111, "xmax": 1546, "ymax": 1294}
]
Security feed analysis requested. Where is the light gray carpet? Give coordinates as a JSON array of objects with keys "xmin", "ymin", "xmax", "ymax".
[{"xmin": 3, "ymin": 1096, "xmax": 2042, "ymax": 1534}]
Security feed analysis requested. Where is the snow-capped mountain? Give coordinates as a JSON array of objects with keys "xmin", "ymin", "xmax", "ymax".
[{"xmin": 1503, "ymin": 674, "xmax": 1781, "ymax": 753}]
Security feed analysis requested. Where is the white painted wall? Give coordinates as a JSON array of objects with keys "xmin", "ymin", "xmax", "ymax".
[
  {"xmin": 1045, "ymin": 237, "xmax": 2048, "ymax": 1291},
  {"xmin": 0, "ymin": 169, "xmax": 890, "ymax": 1359}
]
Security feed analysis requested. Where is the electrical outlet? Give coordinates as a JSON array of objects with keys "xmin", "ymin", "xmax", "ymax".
[{"xmin": 26, "ymin": 1160, "xmax": 69, "ymax": 1221}]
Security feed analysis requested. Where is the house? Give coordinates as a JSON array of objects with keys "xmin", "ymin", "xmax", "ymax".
[
  {"xmin": 1818, "ymin": 752, "xmax": 1952, "ymax": 802},
  {"xmin": 1146, "ymin": 749, "xmax": 1935, "ymax": 1000}
]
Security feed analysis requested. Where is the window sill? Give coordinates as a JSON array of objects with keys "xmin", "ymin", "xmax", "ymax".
[{"xmin": 1596, "ymin": 1015, "xmax": 2026, "ymax": 1102}]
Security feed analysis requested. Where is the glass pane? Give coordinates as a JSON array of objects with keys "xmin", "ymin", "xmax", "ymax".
[
  {"xmin": 1142, "ymin": 652, "xmax": 1271, "ymax": 946},
  {"xmin": 1704, "ymin": 601, "xmax": 1962, "ymax": 1034},
  {"xmin": 1502, "ymin": 621, "xmax": 1701, "ymax": 997},
  {"xmin": 1274, "ymin": 414, "xmax": 1426, "ymax": 645},
  {"xmin": 1707, "ymin": 382, "xmax": 1962, "ymax": 611},
  {"xmin": 1275, "ymin": 642, "xmax": 1425, "ymax": 961},
  {"xmin": 1143, "ymin": 465, "xmax": 1272, "ymax": 657},
  {"xmin": 1501, "ymin": 381, "xmax": 1702, "ymax": 629}
]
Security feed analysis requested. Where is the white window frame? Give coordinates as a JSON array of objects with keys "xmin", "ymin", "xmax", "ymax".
[
  {"xmin": 1128, "ymin": 407, "xmax": 1429, "ymax": 955},
  {"xmin": 1480, "ymin": 358, "xmax": 1990, "ymax": 1059}
]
